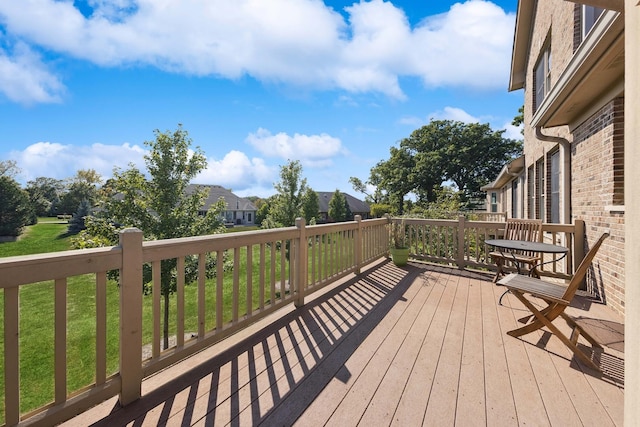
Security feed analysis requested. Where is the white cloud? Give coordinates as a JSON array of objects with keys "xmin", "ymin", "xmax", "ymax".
[
  {"xmin": 246, "ymin": 128, "xmax": 345, "ymax": 167},
  {"xmin": 429, "ymin": 106, "xmax": 481, "ymax": 123},
  {"xmin": 409, "ymin": 1, "xmax": 514, "ymax": 89},
  {"xmin": 11, "ymin": 141, "xmax": 146, "ymax": 183},
  {"xmin": 502, "ymin": 121, "xmax": 524, "ymax": 140},
  {"xmin": 0, "ymin": 42, "xmax": 64, "ymax": 104},
  {"xmin": 195, "ymin": 150, "xmax": 274, "ymax": 191},
  {"xmin": 10, "ymin": 140, "xmax": 278, "ymax": 193},
  {"xmin": 0, "ymin": 0, "xmax": 514, "ymax": 104}
]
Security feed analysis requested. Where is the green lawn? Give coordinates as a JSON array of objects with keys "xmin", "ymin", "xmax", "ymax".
[{"xmin": 0, "ymin": 219, "xmax": 71, "ymax": 257}]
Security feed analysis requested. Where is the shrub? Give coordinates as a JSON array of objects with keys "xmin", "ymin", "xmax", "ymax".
[{"xmin": 0, "ymin": 176, "xmax": 34, "ymax": 236}]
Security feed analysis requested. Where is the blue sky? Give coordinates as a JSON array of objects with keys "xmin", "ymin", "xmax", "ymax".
[{"xmin": 0, "ymin": 0, "xmax": 522, "ymax": 198}]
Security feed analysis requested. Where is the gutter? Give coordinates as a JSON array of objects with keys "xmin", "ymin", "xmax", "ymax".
[{"xmin": 535, "ymin": 127, "xmax": 572, "ymax": 224}]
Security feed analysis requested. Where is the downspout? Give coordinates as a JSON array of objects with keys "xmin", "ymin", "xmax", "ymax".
[{"xmin": 535, "ymin": 127, "xmax": 572, "ymax": 224}]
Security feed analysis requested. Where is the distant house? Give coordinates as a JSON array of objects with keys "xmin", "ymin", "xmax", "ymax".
[
  {"xmin": 187, "ymin": 184, "xmax": 257, "ymax": 226},
  {"xmin": 316, "ymin": 191, "xmax": 370, "ymax": 222},
  {"xmin": 480, "ymin": 155, "xmax": 524, "ymax": 216}
]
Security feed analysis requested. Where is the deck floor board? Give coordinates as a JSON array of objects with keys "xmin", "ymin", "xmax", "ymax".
[{"xmin": 63, "ymin": 261, "xmax": 624, "ymax": 427}]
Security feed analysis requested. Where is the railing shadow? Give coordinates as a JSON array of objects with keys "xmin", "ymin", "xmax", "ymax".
[{"xmin": 87, "ymin": 259, "xmax": 422, "ymax": 426}]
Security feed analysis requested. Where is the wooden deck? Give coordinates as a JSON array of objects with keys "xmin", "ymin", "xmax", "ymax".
[{"xmin": 64, "ymin": 260, "xmax": 624, "ymax": 426}]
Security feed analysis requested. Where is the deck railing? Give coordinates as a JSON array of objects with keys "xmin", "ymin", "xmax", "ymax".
[
  {"xmin": 396, "ymin": 217, "xmax": 584, "ymax": 279},
  {"xmin": 0, "ymin": 216, "xmax": 581, "ymax": 426}
]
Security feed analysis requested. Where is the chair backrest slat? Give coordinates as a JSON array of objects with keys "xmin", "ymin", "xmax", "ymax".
[
  {"xmin": 503, "ymin": 219, "xmax": 543, "ymax": 257},
  {"xmin": 562, "ymin": 233, "xmax": 609, "ymax": 301}
]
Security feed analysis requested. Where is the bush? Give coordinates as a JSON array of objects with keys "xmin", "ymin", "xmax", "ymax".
[
  {"xmin": 67, "ymin": 199, "xmax": 91, "ymax": 234},
  {"xmin": 0, "ymin": 176, "xmax": 34, "ymax": 236}
]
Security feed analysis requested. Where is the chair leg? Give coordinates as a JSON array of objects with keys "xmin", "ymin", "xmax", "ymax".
[
  {"xmin": 493, "ymin": 257, "xmax": 504, "ymax": 283},
  {"xmin": 509, "ymin": 292, "xmax": 600, "ymax": 371},
  {"xmin": 560, "ymin": 313, "xmax": 604, "ymax": 349}
]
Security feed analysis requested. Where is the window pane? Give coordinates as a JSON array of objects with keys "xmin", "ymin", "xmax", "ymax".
[
  {"xmin": 512, "ymin": 180, "xmax": 518, "ymax": 218},
  {"xmin": 550, "ymin": 151, "xmax": 560, "ymax": 223},
  {"xmin": 583, "ymin": 6, "xmax": 604, "ymax": 38}
]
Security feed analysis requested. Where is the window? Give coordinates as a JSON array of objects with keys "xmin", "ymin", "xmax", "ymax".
[
  {"xmin": 536, "ymin": 160, "xmax": 545, "ymax": 221},
  {"xmin": 511, "ymin": 180, "xmax": 519, "ymax": 218},
  {"xmin": 582, "ymin": 5, "xmax": 604, "ymax": 40},
  {"xmin": 549, "ymin": 151, "xmax": 560, "ymax": 223},
  {"xmin": 490, "ymin": 192, "xmax": 498, "ymax": 213},
  {"xmin": 527, "ymin": 165, "xmax": 535, "ymax": 219},
  {"xmin": 534, "ymin": 43, "xmax": 551, "ymax": 112}
]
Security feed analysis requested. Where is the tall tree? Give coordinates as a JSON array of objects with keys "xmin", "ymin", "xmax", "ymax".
[
  {"xmin": 25, "ymin": 177, "xmax": 65, "ymax": 216},
  {"xmin": 370, "ymin": 120, "xmax": 522, "ymax": 210},
  {"xmin": 369, "ymin": 146, "xmax": 414, "ymax": 214},
  {"xmin": 438, "ymin": 121, "xmax": 521, "ymax": 204},
  {"xmin": 75, "ymin": 125, "xmax": 226, "ymax": 348},
  {"xmin": 301, "ymin": 188, "xmax": 319, "ymax": 224},
  {"xmin": 328, "ymin": 190, "xmax": 348, "ymax": 222},
  {"xmin": 0, "ymin": 176, "xmax": 34, "ymax": 236},
  {"xmin": 266, "ymin": 160, "xmax": 309, "ymax": 228},
  {"xmin": 58, "ymin": 169, "xmax": 103, "ymax": 215}
]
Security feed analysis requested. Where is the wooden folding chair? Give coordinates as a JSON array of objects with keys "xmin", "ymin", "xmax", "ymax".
[
  {"xmin": 497, "ymin": 232, "xmax": 609, "ymax": 370},
  {"xmin": 490, "ymin": 218, "xmax": 543, "ymax": 283}
]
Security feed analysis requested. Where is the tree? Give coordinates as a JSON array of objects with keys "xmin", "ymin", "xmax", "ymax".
[
  {"xmin": 328, "ymin": 190, "xmax": 351, "ymax": 222},
  {"xmin": 301, "ymin": 188, "xmax": 319, "ymax": 224},
  {"xmin": 26, "ymin": 177, "xmax": 65, "ymax": 216},
  {"xmin": 0, "ymin": 176, "xmax": 34, "ymax": 236},
  {"xmin": 512, "ymin": 105, "xmax": 524, "ymax": 134},
  {"xmin": 0, "ymin": 160, "xmax": 20, "ymax": 178},
  {"xmin": 75, "ymin": 125, "xmax": 226, "ymax": 348},
  {"xmin": 67, "ymin": 199, "xmax": 92, "ymax": 234},
  {"xmin": 370, "ymin": 120, "xmax": 522, "ymax": 210},
  {"xmin": 369, "ymin": 146, "xmax": 414, "ymax": 214},
  {"xmin": 438, "ymin": 122, "xmax": 522, "ymax": 204},
  {"xmin": 254, "ymin": 198, "xmax": 271, "ymax": 227},
  {"xmin": 58, "ymin": 169, "xmax": 102, "ymax": 215},
  {"xmin": 265, "ymin": 160, "xmax": 309, "ymax": 228}
]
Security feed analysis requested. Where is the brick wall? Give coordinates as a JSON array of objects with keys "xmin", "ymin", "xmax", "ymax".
[{"xmin": 571, "ymin": 98, "xmax": 625, "ymax": 314}]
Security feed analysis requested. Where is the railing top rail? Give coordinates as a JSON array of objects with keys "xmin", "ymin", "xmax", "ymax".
[{"xmin": 0, "ymin": 246, "xmax": 122, "ymax": 288}]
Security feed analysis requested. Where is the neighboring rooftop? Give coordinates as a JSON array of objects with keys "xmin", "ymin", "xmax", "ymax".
[{"xmin": 187, "ymin": 184, "xmax": 257, "ymax": 211}]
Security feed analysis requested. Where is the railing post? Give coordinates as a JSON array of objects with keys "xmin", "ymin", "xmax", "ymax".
[
  {"xmin": 456, "ymin": 215, "xmax": 466, "ymax": 270},
  {"xmin": 119, "ymin": 228, "xmax": 143, "ymax": 405},
  {"xmin": 295, "ymin": 218, "xmax": 307, "ymax": 308},
  {"xmin": 354, "ymin": 215, "xmax": 362, "ymax": 274}
]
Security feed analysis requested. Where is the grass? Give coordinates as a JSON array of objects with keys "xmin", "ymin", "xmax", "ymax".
[{"xmin": 0, "ymin": 219, "xmax": 71, "ymax": 257}]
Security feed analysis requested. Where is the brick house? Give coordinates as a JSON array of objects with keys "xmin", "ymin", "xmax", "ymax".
[{"xmin": 484, "ymin": 0, "xmax": 626, "ymax": 314}]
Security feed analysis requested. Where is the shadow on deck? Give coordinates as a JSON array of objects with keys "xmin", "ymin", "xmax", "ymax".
[{"xmin": 65, "ymin": 260, "xmax": 624, "ymax": 427}]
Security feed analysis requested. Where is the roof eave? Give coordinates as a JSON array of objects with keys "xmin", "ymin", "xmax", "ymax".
[{"xmin": 509, "ymin": 0, "xmax": 535, "ymax": 92}]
